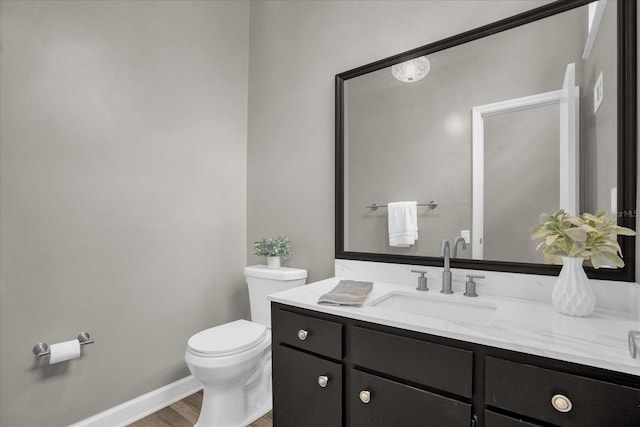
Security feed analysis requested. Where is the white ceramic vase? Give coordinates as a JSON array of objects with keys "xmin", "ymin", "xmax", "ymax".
[
  {"xmin": 267, "ymin": 256, "xmax": 281, "ymax": 269},
  {"xmin": 551, "ymin": 256, "xmax": 595, "ymax": 317}
]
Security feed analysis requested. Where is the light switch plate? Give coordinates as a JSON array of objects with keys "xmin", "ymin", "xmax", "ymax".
[
  {"xmin": 461, "ymin": 230, "xmax": 471, "ymax": 244},
  {"xmin": 594, "ymin": 71, "xmax": 603, "ymax": 114}
]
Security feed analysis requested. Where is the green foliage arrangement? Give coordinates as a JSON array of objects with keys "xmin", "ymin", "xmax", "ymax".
[
  {"xmin": 531, "ymin": 209, "xmax": 635, "ymax": 268},
  {"xmin": 254, "ymin": 235, "xmax": 291, "ymax": 258}
]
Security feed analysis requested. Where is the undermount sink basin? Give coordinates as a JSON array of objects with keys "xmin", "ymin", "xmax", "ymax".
[{"xmin": 369, "ymin": 291, "xmax": 497, "ymax": 325}]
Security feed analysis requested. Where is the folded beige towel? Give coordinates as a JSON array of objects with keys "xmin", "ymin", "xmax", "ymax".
[{"xmin": 317, "ymin": 280, "xmax": 373, "ymax": 306}]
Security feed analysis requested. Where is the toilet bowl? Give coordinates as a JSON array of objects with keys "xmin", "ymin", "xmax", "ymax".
[
  {"xmin": 185, "ymin": 265, "xmax": 307, "ymax": 427},
  {"xmin": 186, "ymin": 320, "xmax": 271, "ymax": 427}
]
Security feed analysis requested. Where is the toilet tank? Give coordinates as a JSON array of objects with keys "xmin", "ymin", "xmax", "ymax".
[{"xmin": 244, "ymin": 265, "xmax": 307, "ymax": 328}]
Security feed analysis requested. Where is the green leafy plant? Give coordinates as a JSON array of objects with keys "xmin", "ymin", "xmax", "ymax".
[
  {"xmin": 531, "ymin": 209, "xmax": 635, "ymax": 268},
  {"xmin": 254, "ymin": 235, "xmax": 291, "ymax": 258}
]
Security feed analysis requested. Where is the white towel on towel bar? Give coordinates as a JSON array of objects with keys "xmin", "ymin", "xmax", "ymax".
[{"xmin": 388, "ymin": 201, "xmax": 418, "ymax": 247}]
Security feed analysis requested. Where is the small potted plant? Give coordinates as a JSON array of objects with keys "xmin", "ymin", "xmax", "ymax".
[
  {"xmin": 254, "ymin": 235, "xmax": 291, "ymax": 269},
  {"xmin": 531, "ymin": 209, "xmax": 635, "ymax": 316}
]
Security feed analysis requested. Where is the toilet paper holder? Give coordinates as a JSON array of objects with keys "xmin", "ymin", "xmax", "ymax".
[{"xmin": 32, "ymin": 332, "xmax": 95, "ymax": 358}]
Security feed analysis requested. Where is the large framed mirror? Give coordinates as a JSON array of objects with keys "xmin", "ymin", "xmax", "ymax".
[{"xmin": 335, "ymin": 0, "xmax": 637, "ymax": 281}]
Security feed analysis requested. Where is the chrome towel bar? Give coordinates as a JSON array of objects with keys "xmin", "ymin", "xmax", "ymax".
[{"xmin": 366, "ymin": 201, "xmax": 438, "ymax": 210}]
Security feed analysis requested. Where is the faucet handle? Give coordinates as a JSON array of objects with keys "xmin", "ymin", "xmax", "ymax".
[
  {"xmin": 464, "ymin": 274, "xmax": 484, "ymax": 297},
  {"xmin": 411, "ymin": 270, "xmax": 429, "ymax": 291}
]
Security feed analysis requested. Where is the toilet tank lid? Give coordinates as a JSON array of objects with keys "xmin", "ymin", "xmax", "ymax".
[{"xmin": 244, "ymin": 265, "xmax": 307, "ymax": 281}]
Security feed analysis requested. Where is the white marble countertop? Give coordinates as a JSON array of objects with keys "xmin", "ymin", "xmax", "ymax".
[{"xmin": 269, "ymin": 277, "xmax": 640, "ymax": 376}]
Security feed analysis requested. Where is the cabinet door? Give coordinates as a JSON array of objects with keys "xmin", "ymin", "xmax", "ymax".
[
  {"xmin": 349, "ymin": 369, "xmax": 471, "ymax": 427},
  {"xmin": 272, "ymin": 344, "xmax": 342, "ymax": 427}
]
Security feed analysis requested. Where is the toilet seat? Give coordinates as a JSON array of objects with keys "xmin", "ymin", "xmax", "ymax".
[{"xmin": 187, "ymin": 319, "xmax": 267, "ymax": 358}]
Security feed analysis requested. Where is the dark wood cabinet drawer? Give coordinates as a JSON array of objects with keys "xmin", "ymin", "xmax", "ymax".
[
  {"xmin": 485, "ymin": 356, "xmax": 640, "ymax": 426},
  {"xmin": 485, "ymin": 410, "xmax": 541, "ymax": 427},
  {"xmin": 349, "ymin": 368, "xmax": 471, "ymax": 426},
  {"xmin": 272, "ymin": 307, "xmax": 343, "ymax": 360},
  {"xmin": 272, "ymin": 344, "xmax": 343, "ymax": 427},
  {"xmin": 351, "ymin": 326, "xmax": 473, "ymax": 397}
]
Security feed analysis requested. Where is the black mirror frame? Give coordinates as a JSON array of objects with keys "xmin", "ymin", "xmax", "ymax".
[{"xmin": 335, "ymin": 0, "xmax": 636, "ymax": 281}]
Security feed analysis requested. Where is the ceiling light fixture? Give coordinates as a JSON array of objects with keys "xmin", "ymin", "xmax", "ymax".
[{"xmin": 391, "ymin": 56, "xmax": 431, "ymax": 82}]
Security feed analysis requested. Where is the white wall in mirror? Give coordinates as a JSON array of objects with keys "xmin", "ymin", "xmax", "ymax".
[{"xmin": 472, "ymin": 63, "xmax": 580, "ymax": 262}]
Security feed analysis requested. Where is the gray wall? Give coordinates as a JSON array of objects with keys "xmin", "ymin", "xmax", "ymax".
[
  {"xmin": 247, "ymin": 0, "xmax": 553, "ymax": 282},
  {"xmin": 0, "ymin": 1, "xmax": 249, "ymax": 426},
  {"xmin": 582, "ymin": 1, "xmax": 618, "ymax": 215}
]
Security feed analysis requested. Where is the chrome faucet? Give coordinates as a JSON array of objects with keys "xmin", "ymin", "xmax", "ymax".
[
  {"xmin": 452, "ymin": 236, "xmax": 467, "ymax": 258},
  {"xmin": 440, "ymin": 240, "xmax": 453, "ymax": 294}
]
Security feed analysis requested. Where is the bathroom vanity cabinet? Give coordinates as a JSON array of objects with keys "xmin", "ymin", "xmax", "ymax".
[{"xmin": 271, "ymin": 302, "xmax": 640, "ymax": 427}]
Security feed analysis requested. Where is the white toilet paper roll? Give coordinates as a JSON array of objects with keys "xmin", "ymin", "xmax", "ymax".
[{"xmin": 49, "ymin": 339, "xmax": 81, "ymax": 364}]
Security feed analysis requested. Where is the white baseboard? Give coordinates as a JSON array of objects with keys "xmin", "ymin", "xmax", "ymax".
[{"xmin": 68, "ymin": 375, "xmax": 202, "ymax": 427}]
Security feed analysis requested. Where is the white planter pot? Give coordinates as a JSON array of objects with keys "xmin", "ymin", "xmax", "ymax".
[
  {"xmin": 267, "ymin": 256, "xmax": 281, "ymax": 269},
  {"xmin": 551, "ymin": 256, "xmax": 595, "ymax": 317}
]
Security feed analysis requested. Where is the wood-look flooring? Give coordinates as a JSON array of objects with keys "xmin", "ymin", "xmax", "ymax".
[{"xmin": 128, "ymin": 390, "xmax": 273, "ymax": 427}]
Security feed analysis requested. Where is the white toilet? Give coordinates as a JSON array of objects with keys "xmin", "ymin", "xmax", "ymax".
[{"xmin": 185, "ymin": 265, "xmax": 307, "ymax": 427}]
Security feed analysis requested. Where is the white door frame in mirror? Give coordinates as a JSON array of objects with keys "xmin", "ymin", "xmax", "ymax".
[{"xmin": 471, "ymin": 63, "xmax": 579, "ymax": 260}]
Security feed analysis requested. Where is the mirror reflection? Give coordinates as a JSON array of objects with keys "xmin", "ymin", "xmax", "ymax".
[{"xmin": 342, "ymin": 1, "xmax": 618, "ymax": 265}]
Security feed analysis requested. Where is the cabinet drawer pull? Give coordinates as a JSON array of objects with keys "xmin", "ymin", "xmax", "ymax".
[
  {"xmin": 317, "ymin": 375, "xmax": 329, "ymax": 388},
  {"xmin": 359, "ymin": 390, "xmax": 371, "ymax": 404},
  {"xmin": 297, "ymin": 329, "xmax": 309, "ymax": 341},
  {"xmin": 551, "ymin": 394, "xmax": 572, "ymax": 413}
]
